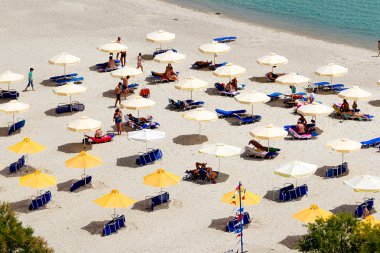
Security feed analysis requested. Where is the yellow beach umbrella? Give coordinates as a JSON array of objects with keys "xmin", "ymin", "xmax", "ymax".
[
  {"xmin": 94, "ymin": 189, "xmax": 136, "ymax": 217},
  {"xmin": 20, "ymin": 169, "xmax": 56, "ymax": 195},
  {"xmin": 97, "ymin": 41, "xmax": 128, "ymax": 53},
  {"xmin": 121, "ymin": 96, "xmax": 155, "ymax": 118},
  {"xmin": 292, "ymin": 204, "xmax": 333, "ymax": 223},
  {"xmin": 8, "ymin": 138, "xmax": 46, "ymax": 170},
  {"xmin": 48, "ymin": 52, "xmax": 80, "ymax": 76},
  {"xmin": 275, "ymin": 72, "xmax": 310, "ymax": 85},
  {"xmin": 182, "ymin": 108, "xmax": 218, "ymax": 135},
  {"xmin": 363, "ymin": 215, "xmax": 380, "ymax": 226},
  {"xmin": 110, "ymin": 66, "xmax": 143, "ymax": 78},
  {"xmin": 257, "ymin": 53, "xmax": 288, "ymax": 72},
  {"xmin": 65, "ymin": 151, "xmax": 102, "ymax": 177},
  {"xmin": 326, "ymin": 138, "xmax": 361, "ymax": 164},
  {"xmin": 146, "ymin": 30, "xmax": 175, "ymax": 49},
  {"xmin": 234, "ymin": 91, "xmax": 270, "ymax": 115},
  {"xmin": 0, "ymin": 100, "xmax": 30, "ymax": 125},
  {"xmin": 315, "ymin": 63, "xmax": 348, "ymax": 84},
  {"xmin": 221, "ymin": 185, "xmax": 261, "ymax": 206},
  {"xmin": 199, "ymin": 41, "xmax": 230, "ymax": 64},
  {"xmin": 0, "ymin": 70, "xmax": 25, "ymax": 90},
  {"xmin": 144, "ymin": 168, "xmax": 180, "ymax": 190},
  {"xmin": 174, "ymin": 76, "xmax": 208, "ymax": 100}
]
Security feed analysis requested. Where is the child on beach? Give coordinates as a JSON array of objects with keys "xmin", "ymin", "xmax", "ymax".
[
  {"xmin": 137, "ymin": 53, "xmax": 144, "ymax": 72},
  {"xmin": 113, "ymin": 109, "xmax": 124, "ymax": 135}
]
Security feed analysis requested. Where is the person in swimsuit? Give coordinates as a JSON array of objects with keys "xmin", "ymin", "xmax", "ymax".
[
  {"xmin": 121, "ymin": 76, "xmax": 130, "ymax": 99},
  {"xmin": 114, "ymin": 82, "xmax": 122, "ymax": 107},
  {"xmin": 120, "ymin": 50, "xmax": 126, "ymax": 67},
  {"xmin": 95, "ymin": 128, "xmax": 103, "ymax": 138},
  {"xmin": 137, "ymin": 53, "xmax": 144, "ymax": 72},
  {"xmin": 340, "ymin": 99, "xmax": 350, "ymax": 112},
  {"xmin": 108, "ymin": 56, "xmax": 116, "ymax": 69},
  {"xmin": 113, "ymin": 109, "xmax": 124, "ymax": 135},
  {"xmin": 116, "ymin": 37, "xmax": 121, "ymax": 60}
]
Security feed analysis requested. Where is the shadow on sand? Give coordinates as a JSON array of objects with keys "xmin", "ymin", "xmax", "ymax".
[{"xmin": 172, "ymin": 134, "xmax": 208, "ymax": 145}]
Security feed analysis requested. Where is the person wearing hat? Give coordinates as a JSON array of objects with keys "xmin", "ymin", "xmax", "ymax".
[{"xmin": 23, "ymin": 68, "xmax": 35, "ymax": 91}]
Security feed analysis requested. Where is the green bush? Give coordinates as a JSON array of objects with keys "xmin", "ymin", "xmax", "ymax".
[
  {"xmin": 298, "ymin": 212, "xmax": 380, "ymax": 253},
  {"xmin": 0, "ymin": 202, "xmax": 53, "ymax": 253}
]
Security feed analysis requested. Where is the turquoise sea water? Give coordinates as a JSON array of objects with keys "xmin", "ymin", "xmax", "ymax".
[{"xmin": 171, "ymin": 0, "xmax": 380, "ymax": 50}]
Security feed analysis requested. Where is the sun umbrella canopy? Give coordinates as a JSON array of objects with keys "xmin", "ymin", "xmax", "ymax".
[
  {"xmin": 153, "ymin": 50, "xmax": 186, "ymax": 63},
  {"xmin": 250, "ymin": 124, "xmax": 287, "ymax": 140},
  {"xmin": 213, "ymin": 63, "xmax": 246, "ymax": 78},
  {"xmin": 94, "ymin": 189, "xmax": 136, "ymax": 208},
  {"xmin": 121, "ymin": 96, "xmax": 155, "ymax": 110},
  {"xmin": 65, "ymin": 151, "xmax": 102, "ymax": 169},
  {"xmin": 315, "ymin": 63, "xmax": 348, "ymax": 77},
  {"xmin": 0, "ymin": 100, "xmax": 30, "ymax": 114},
  {"xmin": 337, "ymin": 86, "xmax": 372, "ymax": 100},
  {"xmin": 183, "ymin": 108, "xmax": 218, "ymax": 122},
  {"xmin": 19, "ymin": 170, "xmax": 56, "ymax": 189},
  {"xmin": 235, "ymin": 91, "xmax": 270, "ymax": 105},
  {"xmin": 221, "ymin": 186, "xmax": 261, "ymax": 206},
  {"xmin": 344, "ymin": 175, "xmax": 380, "ymax": 193},
  {"xmin": 8, "ymin": 138, "xmax": 46, "ymax": 154},
  {"xmin": 275, "ymin": 72, "xmax": 310, "ymax": 85},
  {"xmin": 363, "ymin": 215, "xmax": 380, "ymax": 226},
  {"xmin": 199, "ymin": 143, "xmax": 241, "ymax": 158},
  {"xmin": 257, "ymin": 53, "xmax": 288, "ymax": 67},
  {"xmin": 144, "ymin": 169, "xmax": 180, "ymax": 188},
  {"xmin": 274, "ymin": 160, "xmax": 317, "ymax": 178},
  {"xmin": 174, "ymin": 77, "xmax": 208, "ymax": 91},
  {"xmin": 297, "ymin": 102, "xmax": 333, "ymax": 116},
  {"xmin": 199, "ymin": 41, "xmax": 230, "ymax": 55},
  {"xmin": 0, "ymin": 71, "xmax": 24, "ymax": 84},
  {"xmin": 128, "ymin": 129, "xmax": 166, "ymax": 143},
  {"xmin": 146, "ymin": 30, "xmax": 175, "ymax": 44},
  {"xmin": 110, "ymin": 66, "xmax": 143, "ymax": 78},
  {"xmin": 48, "ymin": 52, "xmax": 80, "ymax": 66},
  {"xmin": 326, "ymin": 138, "xmax": 361, "ymax": 153},
  {"xmin": 53, "ymin": 84, "xmax": 87, "ymax": 96},
  {"xmin": 98, "ymin": 41, "xmax": 128, "ymax": 53},
  {"xmin": 67, "ymin": 116, "xmax": 101, "ymax": 133},
  {"xmin": 292, "ymin": 204, "xmax": 332, "ymax": 223}
]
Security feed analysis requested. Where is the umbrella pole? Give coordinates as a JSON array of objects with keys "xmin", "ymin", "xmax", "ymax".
[
  {"xmin": 146, "ymin": 141, "xmax": 148, "ymax": 152},
  {"xmin": 218, "ymin": 157, "xmax": 221, "ymax": 172},
  {"xmin": 26, "ymin": 154, "xmax": 29, "ymax": 171},
  {"xmin": 64, "ymin": 65, "xmax": 66, "ymax": 76},
  {"xmin": 268, "ymin": 140, "xmax": 270, "ymax": 152},
  {"xmin": 190, "ymin": 91, "xmax": 193, "ymax": 101},
  {"xmin": 238, "ymin": 181, "xmax": 244, "ymax": 253},
  {"xmin": 251, "ymin": 104, "xmax": 253, "ymax": 116},
  {"xmin": 342, "ymin": 153, "xmax": 344, "ymax": 165},
  {"xmin": 70, "ymin": 95, "xmax": 72, "ymax": 112},
  {"xmin": 330, "ymin": 76, "xmax": 333, "ymax": 85},
  {"xmin": 83, "ymin": 133, "xmax": 86, "ymax": 149},
  {"xmin": 213, "ymin": 54, "xmax": 216, "ymax": 65},
  {"xmin": 13, "ymin": 115, "xmax": 15, "ymax": 131}
]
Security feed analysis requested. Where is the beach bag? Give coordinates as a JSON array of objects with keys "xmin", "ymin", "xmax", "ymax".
[{"xmin": 140, "ymin": 88, "xmax": 150, "ymax": 98}]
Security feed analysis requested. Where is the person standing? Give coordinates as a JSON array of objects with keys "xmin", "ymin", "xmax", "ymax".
[
  {"xmin": 23, "ymin": 68, "xmax": 35, "ymax": 91},
  {"xmin": 113, "ymin": 108, "xmax": 124, "ymax": 135},
  {"xmin": 114, "ymin": 82, "xmax": 122, "ymax": 107},
  {"xmin": 116, "ymin": 37, "xmax": 121, "ymax": 60},
  {"xmin": 137, "ymin": 53, "xmax": 144, "ymax": 72},
  {"xmin": 378, "ymin": 40, "xmax": 380, "ymax": 57}
]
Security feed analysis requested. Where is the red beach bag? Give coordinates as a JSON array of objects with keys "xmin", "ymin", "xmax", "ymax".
[{"xmin": 140, "ymin": 88, "xmax": 150, "ymax": 98}]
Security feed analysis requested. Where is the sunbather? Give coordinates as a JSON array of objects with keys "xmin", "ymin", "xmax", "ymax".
[
  {"xmin": 340, "ymin": 99, "xmax": 350, "ymax": 112},
  {"xmin": 121, "ymin": 76, "xmax": 130, "ymax": 98},
  {"xmin": 95, "ymin": 128, "xmax": 103, "ymax": 138},
  {"xmin": 340, "ymin": 99, "xmax": 366, "ymax": 117},
  {"xmin": 308, "ymin": 92, "xmax": 315, "ymax": 103},
  {"xmin": 206, "ymin": 167, "xmax": 218, "ymax": 183},
  {"xmin": 295, "ymin": 122, "xmax": 306, "ymax": 134},
  {"xmin": 114, "ymin": 82, "xmax": 122, "ymax": 107},
  {"xmin": 185, "ymin": 162, "xmax": 207, "ymax": 176},
  {"xmin": 363, "ymin": 206, "xmax": 370, "ymax": 218},
  {"xmin": 224, "ymin": 82, "xmax": 236, "ymax": 92},
  {"xmin": 248, "ymin": 139, "xmax": 268, "ymax": 151},
  {"xmin": 108, "ymin": 56, "xmax": 117, "ymax": 69},
  {"xmin": 193, "ymin": 60, "xmax": 212, "ymax": 68},
  {"xmin": 127, "ymin": 114, "xmax": 151, "ymax": 124},
  {"xmin": 165, "ymin": 64, "xmax": 178, "ymax": 81}
]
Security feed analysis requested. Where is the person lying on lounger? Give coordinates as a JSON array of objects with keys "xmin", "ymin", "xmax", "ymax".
[
  {"xmin": 185, "ymin": 162, "xmax": 207, "ymax": 176},
  {"xmin": 206, "ymin": 167, "xmax": 218, "ymax": 183},
  {"xmin": 95, "ymin": 128, "xmax": 103, "ymax": 139},
  {"xmin": 108, "ymin": 56, "xmax": 117, "ymax": 69},
  {"xmin": 165, "ymin": 64, "xmax": 178, "ymax": 81},
  {"xmin": 295, "ymin": 122, "xmax": 306, "ymax": 134},
  {"xmin": 248, "ymin": 139, "xmax": 268, "ymax": 151},
  {"xmin": 194, "ymin": 60, "xmax": 212, "ymax": 68},
  {"xmin": 340, "ymin": 99, "xmax": 365, "ymax": 118},
  {"xmin": 126, "ymin": 114, "xmax": 151, "ymax": 124}
]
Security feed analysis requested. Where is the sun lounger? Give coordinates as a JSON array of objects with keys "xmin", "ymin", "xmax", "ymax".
[
  {"xmin": 49, "ymin": 73, "xmax": 78, "ymax": 81},
  {"xmin": 283, "ymin": 124, "xmax": 315, "ymax": 132},
  {"xmin": 288, "ymin": 127, "xmax": 316, "ymax": 140},
  {"xmin": 209, "ymin": 62, "xmax": 228, "ymax": 70},
  {"xmin": 128, "ymin": 121, "xmax": 160, "ymax": 130},
  {"xmin": 29, "ymin": 191, "xmax": 52, "ymax": 210},
  {"xmin": 145, "ymin": 192, "xmax": 170, "ymax": 211},
  {"xmin": 191, "ymin": 61, "xmax": 212, "ymax": 69},
  {"xmin": 102, "ymin": 215, "xmax": 126, "ymax": 236},
  {"xmin": 70, "ymin": 176, "xmax": 92, "ymax": 192},
  {"xmin": 215, "ymin": 109, "xmax": 246, "ymax": 118},
  {"xmin": 153, "ymin": 48, "xmax": 177, "ymax": 58},
  {"xmin": 85, "ymin": 134, "xmax": 114, "ymax": 144},
  {"xmin": 355, "ymin": 198, "xmax": 375, "ymax": 218},
  {"xmin": 333, "ymin": 103, "xmax": 374, "ymax": 121},
  {"xmin": 0, "ymin": 89, "xmax": 19, "ymax": 99},
  {"xmin": 361, "ymin": 137, "xmax": 380, "ymax": 148},
  {"xmin": 214, "ymin": 83, "xmax": 239, "ymax": 97},
  {"xmin": 128, "ymin": 83, "xmax": 139, "ymax": 90},
  {"xmin": 55, "ymin": 102, "xmax": 85, "ymax": 114},
  {"xmin": 278, "ymin": 184, "xmax": 308, "ymax": 202},
  {"xmin": 96, "ymin": 60, "xmax": 121, "ymax": 68},
  {"xmin": 234, "ymin": 114, "xmax": 261, "ymax": 125},
  {"xmin": 244, "ymin": 146, "xmax": 278, "ymax": 159},
  {"xmin": 213, "ymin": 36, "xmax": 237, "ymax": 43},
  {"xmin": 267, "ymin": 92, "xmax": 283, "ymax": 101},
  {"xmin": 7, "ymin": 119, "xmax": 25, "ymax": 135},
  {"xmin": 177, "ymin": 100, "xmax": 205, "ymax": 110},
  {"xmin": 9, "ymin": 155, "xmax": 25, "ymax": 173},
  {"xmin": 55, "ymin": 76, "xmax": 84, "ymax": 85},
  {"xmin": 136, "ymin": 149, "xmax": 163, "ymax": 166},
  {"xmin": 226, "ymin": 212, "xmax": 251, "ymax": 232},
  {"xmin": 325, "ymin": 162, "xmax": 348, "ymax": 178}
]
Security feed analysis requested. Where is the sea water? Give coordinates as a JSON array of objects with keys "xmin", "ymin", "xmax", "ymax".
[{"xmin": 171, "ymin": 0, "xmax": 380, "ymax": 50}]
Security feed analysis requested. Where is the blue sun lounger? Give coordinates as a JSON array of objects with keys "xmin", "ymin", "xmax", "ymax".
[
  {"xmin": 213, "ymin": 36, "xmax": 237, "ymax": 43},
  {"xmin": 209, "ymin": 62, "xmax": 228, "ymax": 70},
  {"xmin": 136, "ymin": 149, "xmax": 163, "ymax": 166},
  {"xmin": 0, "ymin": 89, "xmax": 19, "ymax": 99},
  {"xmin": 55, "ymin": 77, "xmax": 84, "ymax": 85},
  {"xmin": 96, "ymin": 60, "xmax": 121, "ymax": 68},
  {"xmin": 226, "ymin": 212, "xmax": 251, "ymax": 232},
  {"xmin": 9, "ymin": 155, "xmax": 25, "ymax": 173},
  {"xmin": 215, "ymin": 109, "xmax": 246, "ymax": 117},
  {"xmin": 49, "ymin": 73, "xmax": 78, "ymax": 80},
  {"xmin": 55, "ymin": 102, "xmax": 85, "ymax": 114},
  {"xmin": 146, "ymin": 192, "xmax": 170, "ymax": 211},
  {"xmin": 325, "ymin": 162, "xmax": 348, "ymax": 178},
  {"xmin": 70, "ymin": 176, "xmax": 92, "ymax": 192},
  {"xmin": 153, "ymin": 49, "xmax": 177, "ymax": 58},
  {"xmin": 278, "ymin": 184, "xmax": 308, "ymax": 202},
  {"xmin": 102, "ymin": 215, "xmax": 126, "ymax": 236},
  {"xmin": 29, "ymin": 191, "xmax": 52, "ymax": 210},
  {"xmin": 355, "ymin": 198, "xmax": 375, "ymax": 218},
  {"xmin": 8, "ymin": 119, "xmax": 26, "ymax": 135},
  {"xmin": 267, "ymin": 92, "xmax": 282, "ymax": 100},
  {"xmin": 234, "ymin": 114, "xmax": 261, "ymax": 125},
  {"xmin": 361, "ymin": 137, "xmax": 380, "ymax": 148}
]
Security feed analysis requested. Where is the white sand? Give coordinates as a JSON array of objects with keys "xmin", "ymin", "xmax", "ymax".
[{"xmin": 0, "ymin": 0, "xmax": 379, "ymax": 252}]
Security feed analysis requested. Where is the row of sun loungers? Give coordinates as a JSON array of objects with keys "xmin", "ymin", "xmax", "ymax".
[
  {"xmin": 168, "ymin": 99, "xmax": 204, "ymax": 111},
  {"xmin": 215, "ymin": 109, "xmax": 261, "ymax": 125},
  {"xmin": 29, "ymin": 191, "xmax": 52, "ymax": 210},
  {"xmin": 9, "ymin": 155, "xmax": 25, "ymax": 173},
  {"xmin": 49, "ymin": 73, "xmax": 84, "ymax": 85},
  {"xmin": 145, "ymin": 192, "xmax": 170, "ymax": 211},
  {"xmin": 136, "ymin": 149, "xmax": 163, "ymax": 166},
  {"xmin": 103, "ymin": 215, "xmax": 126, "ymax": 236},
  {"xmin": 226, "ymin": 212, "xmax": 251, "ymax": 233},
  {"xmin": 8, "ymin": 119, "xmax": 26, "ymax": 136},
  {"xmin": 277, "ymin": 184, "xmax": 308, "ymax": 202},
  {"xmin": 0, "ymin": 89, "xmax": 19, "ymax": 99},
  {"xmin": 96, "ymin": 60, "xmax": 122, "ymax": 72},
  {"xmin": 307, "ymin": 82, "xmax": 348, "ymax": 93},
  {"xmin": 325, "ymin": 162, "xmax": 348, "ymax": 178},
  {"xmin": 333, "ymin": 103, "xmax": 374, "ymax": 121}
]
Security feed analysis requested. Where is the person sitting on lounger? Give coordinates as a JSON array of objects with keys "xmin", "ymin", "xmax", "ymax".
[
  {"xmin": 185, "ymin": 162, "xmax": 207, "ymax": 176},
  {"xmin": 295, "ymin": 122, "xmax": 306, "ymax": 134},
  {"xmin": 308, "ymin": 92, "xmax": 315, "ymax": 103},
  {"xmin": 363, "ymin": 206, "xmax": 370, "ymax": 218},
  {"xmin": 340, "ymin": 99, "xmax": 350, "ymax": 112},
  {"xmin": 225, "ymin": 82, "xmax": 236, "ymax": 92},
  {"xmin": 229, "ymin": 77, "xmax": 238, "ymax": 90},
  {"xmin": 108, "ymin": 56, "xmax": 117, "ymax": 69},
  {"xmin": 352, "ymin": 101, "xmax": 358, "ymax": 112},
  {"xmin": 248, "ymin": 139, "xmax": 267, "ymax": 151},
  {"xmin": 95, "ymin": 128, "xmax": 103, "ymax": 138},
  {"xmin": 165, "ymin": 64, "xmax": 178, "ymax": 81},
  {"xmin": 206, "ymin": 167, "xmax": 218, "ymax": 183}
]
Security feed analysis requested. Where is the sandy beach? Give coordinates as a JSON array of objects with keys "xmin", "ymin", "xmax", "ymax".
[{"xmin": 0, "ymin": 0, "xmax": 379, "ymax": 252}]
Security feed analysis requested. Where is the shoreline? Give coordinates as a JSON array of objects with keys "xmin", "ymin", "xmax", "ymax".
[{"xmin": 162, "ymin": 0, "xmax": 376, "ymax": 52}]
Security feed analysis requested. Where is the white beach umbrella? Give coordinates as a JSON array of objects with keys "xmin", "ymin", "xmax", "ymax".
[
  {"xmin": 250, "ymin": 124, "xmax": 287, "ymax": 150},
  {"xmin": 256, "ymin": 53, "xmax": 289, "ymax": 72},
  {"xmin": 67, "ymin": 116, "xmax": 101, "ymax": 148},
  {"xmin": 297, "ymin": 102, "xmax": 334, "ymax": 120},
  {"xmin": 344, "ymin": 175, "xmax": 380, "ymax": 193},
  {"xmin": 182, "ymin": 108, "xmax": 218, "ymax": 135},
  {"xmin": 146, "ymin": 30, "xmax": 175, "ymax": 49},
  {"xmin": 110, "ymin": 66, "xmax": 143, "ymax": 78},
  {"xmin": 326, "ymin": 138, "xmax": 361, "ymax": 164},
  {"xmin": 48, "ymin": 52, "xmax": 80, "ymax": 76},
  {"xmin": 337, "ymin": 86, "xmax": 372, "ymax": 101},
  {"xmin": 121, "ymin": 96, "xmax": 155, "ymax": 118},
  {"xmin": 0, "ymin": 71, "xmax": 25, "ymax": 90},
  {"xmin": 53, "ymin": 84, "xmax": 87, "ymax": 108},
  {"xmin": 315, "ymin": 63, "xmax": 348, "ymax": 84},
  {"xmin": 274, "ymin": 160, "xmax": 317, "ymax": 179},
  {"xmin": 128, "ymin": 129, "xmax": 166, "ymax": 152},
  {"xmin": 199, "ymin": 143, "xmax": 241, "ymax": 171},
  {"xmin": 234, "ymin": 91, "xmax": 270, "ymax": 115},
  {"xmin": 213, "ymin": 63, "xmax": 246, "ymax": 79},
  {"xmin": 153, "ymin": 50, "xmax": 186, "ymax": 64},
  {"xmin": 199, "ymin": 41, "xmax": 231, "ymax": 64},
  {"xmin": 97, "ymin": 41, "xmax": 128, "ymax": 53},
  {"xmin": 174, "ymin": 77, "xmax": 208, "ymax": 99},
  {"xmin": 0, "ymin": 100, "xmax": 30, "ymax": 124},
  {"xmin": 275, "ymin": 72, "xmax": 310, "ymax": 85},
  {"xmin": 377, "ymin": 80, "xmax": 380, "ymax": 85}
]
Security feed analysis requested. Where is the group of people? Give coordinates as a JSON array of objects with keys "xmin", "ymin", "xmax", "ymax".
[
  {"xmin": 220, "ymin": 77, "xmax": 238, "ymax": 92},
  {"xmin": 153, "ymin": 63, "xmax": 178, "ymax": 81},
  {"xmin": 114, "ymin": 76, "xmax": 132, "ymax": 107},
  {"xmin": 266, "ymin": 66, "xmax": 286, "ymax": 82},
  {"xmin": 185, "ymin": 162, "xmax": 219, "ymax": 183},
  {"xmin": 295, "ymin": 115, "xmax": 315, "ymax": 134}
]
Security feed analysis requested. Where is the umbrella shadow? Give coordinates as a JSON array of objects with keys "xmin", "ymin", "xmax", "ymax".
[
  {"xmin": 57, "ymin": 143, "xmax": 92, "ymax": 154},
  {"xmin": 262, "ymin": 189, "xmax": 281, "ymax": 202},
  {"xmin": 315, "ymin": 165, "xmax": 349, "ymax": 178},
  {"xmin": 249, "ymin": 76, "xmax": 269, "ymax": 83},
  {"xmin": 103, "ymin": 89, "xmax": 115, "ymax": 98},
  {"xmin": 330, "ymin": 204, "xmax": 357, "ymax": 214},
  {"xmin": 141, "ymin": 54, "xmax": 153, "ymax": 61},
  {"xmin": 40, "ymin": 79, "xmax": 56, "ymax": 87},
  {"xmin": 0, "ymin": 126, "xmax": 22, "ymax": 136},
  {"xmin": 57, "ymin": 179, "xmax": 76, "ymax": 192},
  {"xmin": 44, "ymin": 108, "xmax": 80, "ymax": 117},
  {"xmin": 81, "ymin": 220, "xmax": 108, "ymax": 235},
  {"xmin": 131, "ymin": 199, "xmax": 170, "ymax": 212},
  {"xmin": 368, "ymin": 100, "xmax": 380, "ymax": 107},
  {"xmin": 208, "ymin": 217, "xmax": 230, "ymax": 231},
  {"xmin": 279, "ymin": 235, "xmax": 303, "ymax": 250},
  {"xmin": 0, "ymin": 165, "xmax": 35, "ymax": 178},
  {"xmin": 9, "ymin": 199, "xmax": 33, "ymax": 214},
  {"xmin": 266, "ymin": 99, "xmax": 289, "ymax": 108},
  {"xmin": 172, "ymin": 134, "xmax": 208, "ymax": 145},
  {"xmin": 88, "ymin": 65, "xmax": 99, "ymax": 72},
  {"xmin": 204, "ymin": 88, "xmax": 220, "ymax": 97},
  {"xmin": 183, "ymin": 172, "xmax": 230, "ymax": 185},
  {"xmin": 116, "ymin": 155, "xmax": 140, "ymax": 168},
  {"xmin": 239, "ymin": 153, "xmax": 271, "ymax": 162}
]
